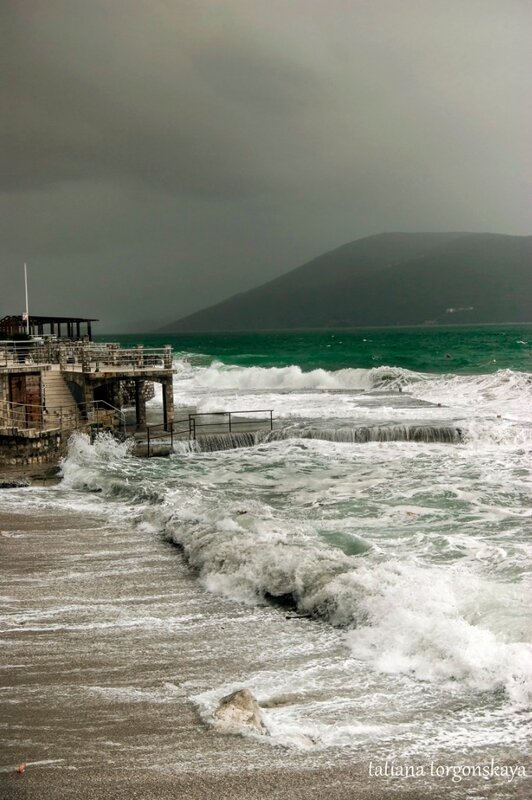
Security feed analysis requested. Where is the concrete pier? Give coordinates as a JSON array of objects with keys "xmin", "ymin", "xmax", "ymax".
[{"xmin": 0, "ymin": 340, "xmax": 176, "ymax": 465}]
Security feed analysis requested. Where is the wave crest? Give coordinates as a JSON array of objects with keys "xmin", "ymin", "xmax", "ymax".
[{"xmin": 163, "ymin": 508, "xmax": 532, "ymax": 706}]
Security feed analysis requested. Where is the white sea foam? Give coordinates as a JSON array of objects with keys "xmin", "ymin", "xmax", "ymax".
[
  {"xmin": 404, "ymin": 369, "xmax": 532, "ymax": 423},
  {"xmin": 162, "ymin": 504, "xmax": 532, "ymax": 705},
  {"xmin": 11, "ymin": 358, "xmax": 530, "ymax": 757},
  {"xmin": 57, "ymin": 433, "xmax": 158, "ymax": 514},
  {"xmin": 164, "ymin": 360, "xmax": 420, "ymax": 417},
  {"xmin": 60, "ymin": 431, "xmax": 134, "ymax": 485},
  {"xmin": 158, "ymin": 361, "xmax": 532, "ymax": 448},
  {"xmin": 167, "ymin": 358, "xmax": 530, "ymax": 410}
]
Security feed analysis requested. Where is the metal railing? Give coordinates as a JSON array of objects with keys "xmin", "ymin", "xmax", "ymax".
[
  {"xmin": 85, "ymin": 400, "xmax": 128, "ymax": 435},
  {"xmin": 0, "ymin": 399, "xmax": 46, "ymax": 430},
  {"xmin": 0, "ymin": 398, "xmax": 127, "ymax": 435},
  {"xmin": 0, "ymin": 340, "xmax": 48, "ymax": 367},
  {"xmin": 0, "ymin": 340, "xmax": 173, "ymax": 371},
  {"xmin": 145, "ymin": 409, "xmax": 274, "ymax": 456}
]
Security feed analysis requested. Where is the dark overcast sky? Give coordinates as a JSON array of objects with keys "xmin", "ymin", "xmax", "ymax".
[{"xmin": 1, "ymin": 0, "xmax": 530, "ymax": 331}]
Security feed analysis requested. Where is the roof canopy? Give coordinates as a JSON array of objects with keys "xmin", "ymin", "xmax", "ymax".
[
  {"xmin": 0, "ymin": 315, "xmax": 98, "ymax": 325},
  {"xmin": 0, "ymin": 315, "xmax": 98, "ymax": 340}
]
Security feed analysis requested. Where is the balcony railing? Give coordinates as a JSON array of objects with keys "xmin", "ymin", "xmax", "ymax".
[
  {"xmin": 0, "ymin": 340, "xmax": 173, "ymax": 371},
  {"xmin": 144, "ymin": 410, "xmax": 274, "ymax": 456}
]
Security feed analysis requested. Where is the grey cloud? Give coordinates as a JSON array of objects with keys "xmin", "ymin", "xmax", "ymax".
[
  {"xmin": 1, "ymin": 0, "xmax": 530, "ymax": 330},
  {"xmin": 2, "ymin": 1, "xmax": 323, "ymax": 196}
]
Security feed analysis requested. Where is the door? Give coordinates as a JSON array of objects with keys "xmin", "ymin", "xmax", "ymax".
[{"xmin": 9, "ymin": 374, "xmax": 43, "ymax": 427}]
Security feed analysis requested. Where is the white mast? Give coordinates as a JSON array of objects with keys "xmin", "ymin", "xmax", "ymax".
[{"xmin": 24, "ymin": 263, "xmax": 30, "ymax": 335}]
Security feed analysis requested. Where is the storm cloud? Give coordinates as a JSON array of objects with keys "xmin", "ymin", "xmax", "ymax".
[{"xmin": 1, "ymin": 0, "xmax": 530, "ymax": 330}]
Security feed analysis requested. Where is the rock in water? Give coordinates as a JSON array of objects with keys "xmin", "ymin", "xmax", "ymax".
[{"xmin": 214, "ymin": 688, "xmax": 269, "ymax": 735}]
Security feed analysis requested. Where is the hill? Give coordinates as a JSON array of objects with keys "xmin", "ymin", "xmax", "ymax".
[{"xmin": 161, "ymin": 232, "xmax": 532, "ymax": 331}]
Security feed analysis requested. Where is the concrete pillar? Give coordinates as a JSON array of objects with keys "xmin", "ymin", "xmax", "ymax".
[
  {"xmin": 76, "ymin": 321, "xmax": 81, "ymax": 340},
  {"xmin": 87, "ymin": 321, "xmax": 92, "ymax": 340},
  {"xmin": 136, "ymin": 345, "xmax": 144, "ymax": 368},
  {"xmin": 135, "ymin": 380, "xmax": 146, "ymax": 430},
  {"xmin": 164, "ymin": 345, "xmax": 172, "ymax": 369},
  {"xmin": 113, "ymin": 380, "xmax": 124, "ymax": 409},
  {"xmin": 162, "ymin": 378, "xmax": 174, "ymax": 432},
  {"xmin": 83, "ymin": 381, "xmax": 94, "ymax": 406}
]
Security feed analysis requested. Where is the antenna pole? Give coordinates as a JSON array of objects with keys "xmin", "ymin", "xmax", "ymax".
[{"xmin": 24, "ymin": 263, "xmax": 30, "ymax": 335}]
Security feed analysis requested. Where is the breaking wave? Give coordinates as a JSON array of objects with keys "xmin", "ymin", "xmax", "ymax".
[
  {"xmin": 59, "ymin": 354, "xmax": 532, "ymax": 715},
  {"xmin": 161, "ymin": 505, "xmax": 532, "ymax": 706},
  {"xmin": 171, "ymin": 360, "xmax": 531, "ymax": 405},
  {"xmin": 173, "ymin": 361, "xmax": 414, "ymax": 392}
]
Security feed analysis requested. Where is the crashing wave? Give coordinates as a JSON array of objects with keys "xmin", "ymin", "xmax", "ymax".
[
  {"xmin": 162, "ymin": 509, "xmax": 532, "ymax": 706},
  {"xmin": 172, "ymin": 360, "xmax": 419, "ymax": 392}
]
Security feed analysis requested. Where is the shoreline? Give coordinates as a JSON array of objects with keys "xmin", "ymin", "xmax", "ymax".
[{"xmin": 1, "ymin": 502, "xmax": 529, "ymax": 800}]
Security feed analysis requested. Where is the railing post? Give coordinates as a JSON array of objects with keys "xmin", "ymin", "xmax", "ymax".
[
  {"xmin": 147, "ymin": 426, "xmax": 150, "ymax": 457},
  {"xmin": 81, "ymin": 341, "xmax": 91, "ymax": 372},
  {"xmin": 108, "ymin": 343, "xmax": 118, "ymax": 366},
  {"xmin": 270, "ymin": 410, "xmax": 273, "ymax": 431},
  {"xmin": 58, "ymin": 343, "xmax": 66, "ymax": 370},
  {"xmin": 228, "ymin": 412, "xmax": 232, "ymax": 433},
  {"xmin": 164, "ymin": 345, "xmax": 172, "ymax": 369}
]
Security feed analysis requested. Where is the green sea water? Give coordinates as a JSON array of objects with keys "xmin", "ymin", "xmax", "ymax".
[{"xmin": 101, "ymin": 324, "xmax": 532, "ymax": 373}]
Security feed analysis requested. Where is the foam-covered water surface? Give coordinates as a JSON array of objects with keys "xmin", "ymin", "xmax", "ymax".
[
  {"xmin": 47, "ymin": 356, "xmax": 532, "ymax": 756},
  {"xmin": 3, "ymin": 335, "xmax": 531, "ymax": 781}
]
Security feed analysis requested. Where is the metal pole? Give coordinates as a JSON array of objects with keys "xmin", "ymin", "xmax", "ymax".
[
  {"xmin": 24, "ymin": 263, "xmax": 30, "ymax": 335},
  {"xmin": 270, "ymin": 410, "xmax": 273, "ymax": 431},
  {"xmin": 228, "ymin": 411, "xmax": 232, "ymax": 433},
  {"xmin": 147, "ymin": 426, "xmax": 150, "ymax": 457}
]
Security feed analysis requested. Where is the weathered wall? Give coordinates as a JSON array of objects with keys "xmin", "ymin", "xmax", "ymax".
[{"xmin": 0, "ymin": 429, "xmax": 67, "ymax": 466}]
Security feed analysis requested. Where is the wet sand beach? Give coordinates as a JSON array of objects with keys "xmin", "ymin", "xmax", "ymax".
[{"xmin": 1, "ymin": 505, "xmax": 529, "ymax": 800}]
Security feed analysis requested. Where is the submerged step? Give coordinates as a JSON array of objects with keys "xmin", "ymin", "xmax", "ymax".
[{"xmin": 265, "ymin": 424, "xmax": 463, "ymax": 445}]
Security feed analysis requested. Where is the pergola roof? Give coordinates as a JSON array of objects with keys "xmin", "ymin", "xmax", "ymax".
[{"xmin": 0, "ymin": 315, "xmax": 98, "ymax": 325}]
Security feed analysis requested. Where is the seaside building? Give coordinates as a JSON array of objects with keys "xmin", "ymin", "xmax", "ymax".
[{"xmin": 0, "ymin": 316, "xmax": 175, "ymax": 466}]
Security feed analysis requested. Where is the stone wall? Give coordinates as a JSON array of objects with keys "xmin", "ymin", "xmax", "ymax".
[{"xmin": 0, "ymin": 428, "xmax": 67, "ymax": 466}]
